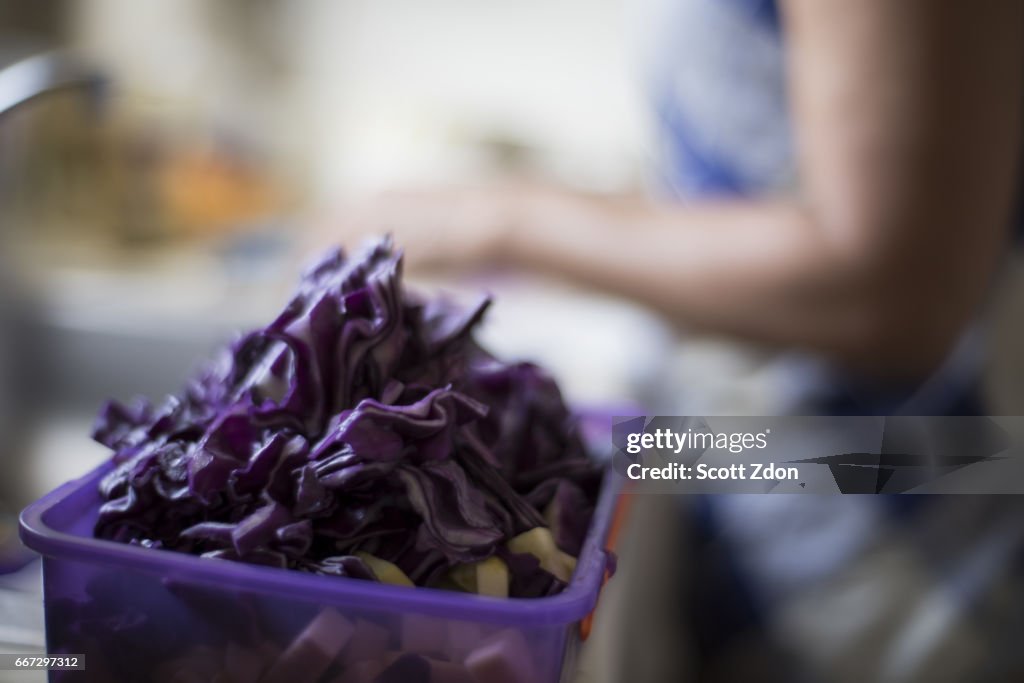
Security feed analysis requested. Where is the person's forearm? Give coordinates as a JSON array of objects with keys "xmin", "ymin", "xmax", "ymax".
[
  {"xmin": 495, "ymin": 0, "xmax": 1021, "ymax": 382},
  {"xmin": 506, "ymin": 192, "xmax": 972, "ymax": 380}
]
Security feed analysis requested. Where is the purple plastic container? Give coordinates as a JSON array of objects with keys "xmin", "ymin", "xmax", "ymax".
[{"xmin": 20, "ymin": 458, "xmax": 619, "ymax": 683}]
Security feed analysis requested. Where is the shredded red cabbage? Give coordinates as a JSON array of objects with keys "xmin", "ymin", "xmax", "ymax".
[{"xmin": 92, "ymin": 239, "xmax": 600, "ymax": 597}]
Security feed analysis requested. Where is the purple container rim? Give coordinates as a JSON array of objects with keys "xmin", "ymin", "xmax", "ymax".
[{"xmin": 19, "ymin": 460, "xmax": 621, "ymax": 628}]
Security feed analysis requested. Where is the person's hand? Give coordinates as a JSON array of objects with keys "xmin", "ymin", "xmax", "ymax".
[{"xmin": 310, "ymin": 183, "xmax": 529, "ymax": 272}]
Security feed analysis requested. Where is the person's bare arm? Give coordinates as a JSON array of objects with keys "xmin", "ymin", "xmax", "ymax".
[
  {"xmin": 501, "ymin": 0, "xmax": 1023, "ymax": 380},
  {"xmin": 332, "ymin": 1, "xmax": 1022, "ymax": 381}
]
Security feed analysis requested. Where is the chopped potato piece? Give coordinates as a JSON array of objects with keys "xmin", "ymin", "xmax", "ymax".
[
  {"xmin": 507, "ymin": 528, "xmax": 577, "ymax": 583},
  {"xmin": 355, "ymin": 552, "xmax": 415, "ymax": 587},
  {"xmin": 447, "ymin": 557, "xmax": 510, "ymax": 597}
]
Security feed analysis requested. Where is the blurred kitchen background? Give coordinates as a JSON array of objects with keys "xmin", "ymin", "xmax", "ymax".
[
  {"xmin": 4, "ymin": 0, "xmax": 1024, "ymax": 499},
  {"xmin": 2, "ymin": 1, "xmax": 1024, "ymax": 681}
]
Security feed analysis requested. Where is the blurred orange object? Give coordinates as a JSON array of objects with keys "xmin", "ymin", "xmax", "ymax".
[
  {"xmin": 579, "ymin": 485, "xmax": 633, "ymax": 641},
  {"xmin": 158, "ymin": 145, "xmax": 284, "ymax": 237}
]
